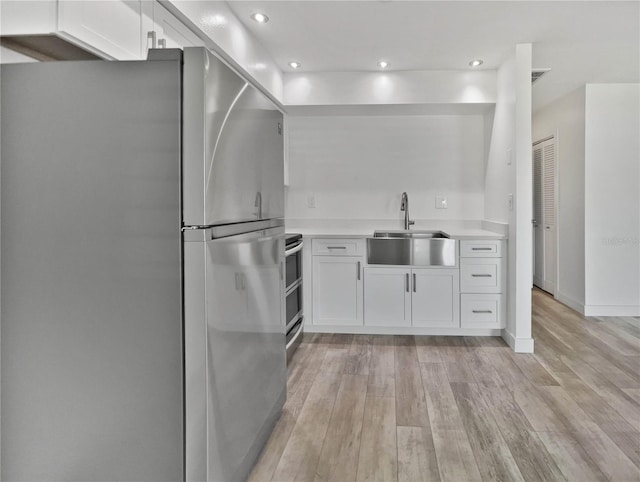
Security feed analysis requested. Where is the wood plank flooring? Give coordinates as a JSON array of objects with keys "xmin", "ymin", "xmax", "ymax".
[{"xmin": 249, "ymin": 289, "xmax": 640, "ymax": 482}]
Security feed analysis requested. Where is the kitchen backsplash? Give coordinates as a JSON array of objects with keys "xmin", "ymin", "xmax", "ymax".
[{"xmin": 285, "ymin": 114, "xmax": 488, "ymax": 220}]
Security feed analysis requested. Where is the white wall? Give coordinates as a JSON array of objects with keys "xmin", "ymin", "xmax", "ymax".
[
  {"xmin": 485, "ymin": 44, "xmax": 533, "ymax": 352},
  {"xmin": 533, "ymin": 87, "xmax": 586, "ymax": 312},
  {"xmin": 584, "ymin": 84, "xmax": 640, "ymax": 315},
  {"xmin": 284, "ymin": 70, "xmax": 496, "ymax": 106},
  {"xmin": 286, "ymin": 115, "xmax": 486, "ymax": 221}
]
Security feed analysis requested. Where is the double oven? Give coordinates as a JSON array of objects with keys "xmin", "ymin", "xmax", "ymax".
[{"xmin": 284, "ymin": 233, "xmax": 304, "ymax": 361}]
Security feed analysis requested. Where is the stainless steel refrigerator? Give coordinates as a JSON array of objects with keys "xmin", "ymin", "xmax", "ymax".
[{"xmin": 1, "ymin": 47, "xmax": 286, "ymax": 482}]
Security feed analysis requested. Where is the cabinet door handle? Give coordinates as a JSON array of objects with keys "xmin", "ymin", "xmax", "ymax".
[
  {"xmin": 472, "ymin": 247, "xmax": 493, "ymax": 251},
  {"xmin": 471, "ymin": 274, "xmax": 493, "ymax": 278},
  {"xmin": 405, "ymin": 273, "xmax": 409, "ymax": 292},
  {"xmin": 413, "ymin": 273, "xmax": 416, "ymax": 292},
  {"xmin": 357, "ymin": 261, "xmax": 361, "ymax": 280},
  {"xmin": 147, "ymin": 31, "xmax": 157, "ymax": 49},
  {"xmin": 472, "ymin": 310, "xmax": 493, "ymax": 314}
]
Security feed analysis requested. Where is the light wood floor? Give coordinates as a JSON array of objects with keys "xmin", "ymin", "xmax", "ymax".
[{"xmin": 249, "ymin": 289, "xmax": 640, "ymax": 482}]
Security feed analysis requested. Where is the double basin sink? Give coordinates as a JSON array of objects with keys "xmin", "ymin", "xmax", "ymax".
[{"xmin": 367, "ymin": 230, "xmax": 457, "ymax": 267}]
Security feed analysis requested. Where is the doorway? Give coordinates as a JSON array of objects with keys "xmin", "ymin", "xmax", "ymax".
[{"xmin": 532, "ymin": 136, "xmax": 557, "ymax": 294}]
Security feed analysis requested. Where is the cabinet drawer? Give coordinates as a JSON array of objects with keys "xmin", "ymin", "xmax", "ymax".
[
  {"xmin": 460, "ymin": 258, "xmax": 503, "ymax": 293},
  {"xmin": 460, "ymin": 294, "xmax": 504, "ymax": 328},
  {"xmin": 312, "ymin": 238, "xmax": 363, "ymax": 256},
  {"xmin": 460, "ymin": 240, "xmax": 503, "ymax": 257}
]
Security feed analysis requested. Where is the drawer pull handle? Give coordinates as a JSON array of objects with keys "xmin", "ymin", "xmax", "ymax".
[
  {"xmin": 327, "ymin": 246, "xmax": 347, "ymax": 250},
  {"xmin": 472, "ymin": 310, "xmax": 493, "ymax": 314},
  {"xmin": 471, "ymin": 274, "xmax": 493, "ymax": 278},
  {"xmin": 472, "ymin": 247, "xmax": 493, "ymax": 251}
]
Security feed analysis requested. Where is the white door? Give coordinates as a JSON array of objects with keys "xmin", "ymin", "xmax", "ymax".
[
  {"xmin": 363, "ymin": 267, "xmax": 411, "ymax": 327},
  {"xmin": 312, "ymin": 256, "xmax": 363, "ymax": 326},
  {"xmin": 533, "ymin": 137, "xmax": 557, "ymax": 294},
  {"xmin": 411, "ymin": 268, "xmax": 460, "ymax": 328}
]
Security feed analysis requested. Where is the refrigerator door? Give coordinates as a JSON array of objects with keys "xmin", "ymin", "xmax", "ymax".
[
  {"xmin": 183, "ymin": 47, "xmax": 284, "ymax": 227},
  {"xmin": 1, "ymin": 58, "xmax": 183, "ymax": 481},
  {"xmin": 184, "ymin": 223, "xmax": 286, "ymax": 482}
]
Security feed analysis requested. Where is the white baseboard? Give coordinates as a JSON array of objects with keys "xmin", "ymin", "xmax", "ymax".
[
  {"xmin": 555, "ymin": 292, "xmax": 585, "ymax": 315},
  {"xmin": 584, "ymin": 305, "xmax": 640, "ymax": 317},
  {"xmin": 502, "ymin": 329, "xmax": 534, "ymax": 353},
  {"xmin": 304, "ymin": 324, "xmax": 502, "ymax": 337}
]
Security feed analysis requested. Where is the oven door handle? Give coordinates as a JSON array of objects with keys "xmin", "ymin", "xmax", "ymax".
[
  {"xmin": 286, "ymin": 319, "xmax": 304, "ymax": 350},
  {"xmin": 285, "ymin": 242, "xmax": 304, "ymax": 257}
]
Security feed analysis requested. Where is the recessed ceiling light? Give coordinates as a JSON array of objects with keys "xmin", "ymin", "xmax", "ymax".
[
  {"xmin": 469, "ymin": 59, "xmax": 483, "ymax": 67},
  {"xmin": 288, "ymin": 61, "xmax": 301, "ymax": 69},
  {"xmin": 251, "ymin": 12, "xmax": 269, "ymax": 23},
  {"xmin": 377, "ymin": 60, "xmax": 389, "ymax": 69}
]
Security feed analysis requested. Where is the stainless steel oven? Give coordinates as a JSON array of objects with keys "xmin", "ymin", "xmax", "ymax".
[{"xmin": 285, "ymin": 233, "xmax": 303, "ymax": 361}]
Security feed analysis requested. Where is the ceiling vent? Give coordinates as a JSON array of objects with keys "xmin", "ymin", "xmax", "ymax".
[{"xmin": 532, "ymin": 68, "xmax": 551, "ymax": 84}]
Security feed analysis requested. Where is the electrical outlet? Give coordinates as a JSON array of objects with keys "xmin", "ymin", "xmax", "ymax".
[
  {"xmin": 508, "ymin": 193, "xmax": 513, "ymax": 211},
  {"xmin": 307, "ymin": 195, "xmax": 316, "ymax": 208},
  {"xmin": 435, "ymin": 195, "xmax": 448, "ymax": 209}
]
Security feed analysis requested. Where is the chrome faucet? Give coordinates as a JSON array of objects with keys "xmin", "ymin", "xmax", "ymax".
[
  {"xmin": 254, "ymin": 191, "xmax": 262, "ymax": 219},
  {"xmin": 400, "ymin": 192, "xmax": 415, "ymax": 230}
]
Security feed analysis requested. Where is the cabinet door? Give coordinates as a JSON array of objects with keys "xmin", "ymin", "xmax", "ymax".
[
  {"xmin": 363, "ymin": 267, "xmax": 411, "ymax": 327},
  {"xmin": 312, "ymin": 256, "xmax": 363, "ymax": 326},
  {"xmin": 58, "ymin": 0, "xmax": 146, "ymax": 59},
  {"xmin": 152, "ymin": 2, "xmax": 203, "ymax": 50},
  {"xmin": 411, "ymin": 268, "xmax": 460, "ymax": 328}
]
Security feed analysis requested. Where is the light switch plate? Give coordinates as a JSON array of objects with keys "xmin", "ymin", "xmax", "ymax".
[{"xmin": 435, "ymin": 195, "xmax": 448, "ymax": 209}]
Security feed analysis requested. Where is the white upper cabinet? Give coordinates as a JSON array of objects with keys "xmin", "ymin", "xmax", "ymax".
[
  {"xmin": 58, "ymin": 1, "xmax": 148, "ymax": 60},
  {"xmin": 148, "ymin": 2, "xmax": 203, "ymax": 52},
  {"xmin": 1, "ymin": 0, "xmax": 203, "ymax": 61}
]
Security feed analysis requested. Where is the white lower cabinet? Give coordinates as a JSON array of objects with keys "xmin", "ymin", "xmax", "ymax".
[
  {"xmin": 460, "ymin": 294, "xmax": 504, "ymax": 329},
  {"xmin": 411, "ymin": 268, "xmax": 460, "ymax": 328},
  {"xmin": 312, "ymin": 256, "xmax": 363, "ymax": 326},
  {"xmin": 363, "ymin": 268, "xmax": 411, "ymax": 327},
  {"xmin": 363, "ymin": 267, "xmax": 460, "ymax": 328},
  {"xmin": 306, "ymin": 236, "xmax": 506, "ymax": 334},
  {"xmin": 459, "ymin": 240, "xmax": 506, "ymax": 329}
]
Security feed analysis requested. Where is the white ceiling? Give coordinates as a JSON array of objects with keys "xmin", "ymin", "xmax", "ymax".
[{"xmin": 227, "ymin": 1, "xmax": 640, "ymax": 110}]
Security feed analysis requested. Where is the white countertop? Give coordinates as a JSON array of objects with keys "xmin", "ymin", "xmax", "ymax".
[{"xmin": 285, "ymin": 219, "xmax": 508, "ymax": 240}]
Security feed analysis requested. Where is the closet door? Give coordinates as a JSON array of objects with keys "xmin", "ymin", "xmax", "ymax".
[{"xmin": 532, "ymin": 137, "xmax": 556, "ymax": 294}]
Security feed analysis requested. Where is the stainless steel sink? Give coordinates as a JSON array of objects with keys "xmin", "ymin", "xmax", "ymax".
[
  {"xmin": 367, "ymin": 231, "xmax": 457, "ymax": 266},
  {"xmin": 373, "ymin": 230, "xmax": 450, "ymax": 239}
]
